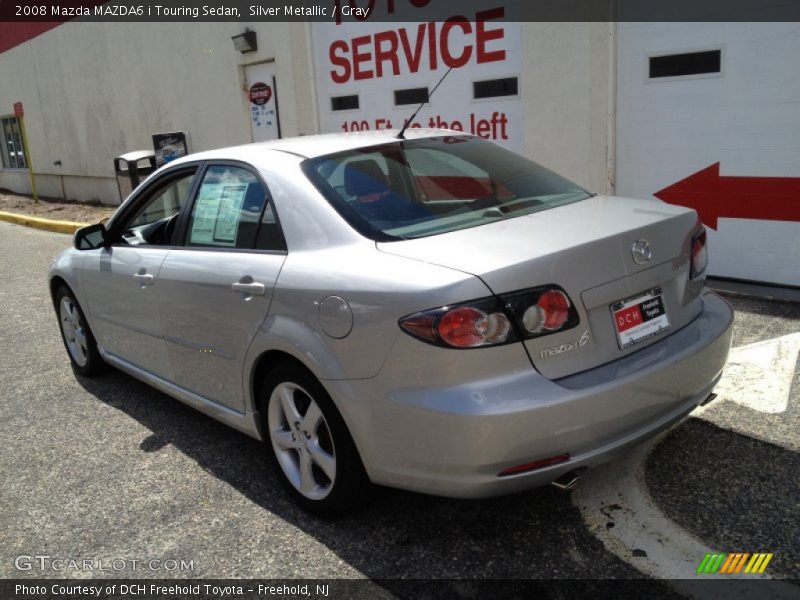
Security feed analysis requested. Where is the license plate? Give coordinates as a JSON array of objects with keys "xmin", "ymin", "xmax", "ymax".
[{"xmin": 611, "ymin": 287, "xmax": 670, "ymax": 349}]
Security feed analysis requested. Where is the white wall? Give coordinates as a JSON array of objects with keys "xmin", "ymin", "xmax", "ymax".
[
  {"xmin": 520, "ymin": 22, "xmax": 613, "ymax": 194},
  {"xmin": 0, "ymin": 22, "xmax": 316, "ymax": 204}
]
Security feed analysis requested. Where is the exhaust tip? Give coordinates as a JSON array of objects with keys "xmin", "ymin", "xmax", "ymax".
[
  {"xmin": 701, "ymin": 392, "xmax": 718, "ymax": 406},
  {"xmin": 551, "ymin": 467, "xmax": 587, "ymax": 491}
]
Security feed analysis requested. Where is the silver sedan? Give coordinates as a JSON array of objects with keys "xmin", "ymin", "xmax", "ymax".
[{"xmin": 50, "ymin": 130, "xmax": 733, "ymax": 515}]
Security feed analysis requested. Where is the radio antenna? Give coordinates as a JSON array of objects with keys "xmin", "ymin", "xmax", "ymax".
[{"xmin": 396, "ymin": 66, "xmax": 453, "ymax": 140}]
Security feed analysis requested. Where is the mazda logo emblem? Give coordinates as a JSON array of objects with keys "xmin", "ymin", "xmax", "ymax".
[{"xmin": 631, "ymin": 239, "xmax": 652, "ymax": 264}]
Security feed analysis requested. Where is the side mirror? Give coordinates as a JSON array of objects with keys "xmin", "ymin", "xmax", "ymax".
[{"xmin": 74, "ymin": 223, "xmax": 108, "ymax": 250}]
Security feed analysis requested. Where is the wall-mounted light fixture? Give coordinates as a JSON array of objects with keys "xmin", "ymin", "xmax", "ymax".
[{"xmin": 231, "ymin": 29, "xmax": 257, "ymax": 54}]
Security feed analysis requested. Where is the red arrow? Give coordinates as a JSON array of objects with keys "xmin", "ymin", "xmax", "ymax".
[{"xmin": 653, "ymin": 163, "xmax": 800, "ymax": 230}]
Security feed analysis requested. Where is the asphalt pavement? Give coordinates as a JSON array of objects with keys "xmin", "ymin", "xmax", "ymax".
[{"xmin": 0, "ymin": 220, "xmax": 797, "ymax": 591}]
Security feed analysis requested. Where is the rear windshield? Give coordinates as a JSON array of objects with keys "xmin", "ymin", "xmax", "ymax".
[{"xmin": 303, "ymin": 136, "xmax": 592, "ymax": 241}]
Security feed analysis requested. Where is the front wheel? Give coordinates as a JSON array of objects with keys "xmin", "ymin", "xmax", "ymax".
[
  {"xmin": 263, "ymin": 362, "xmax": 372, "ymax": 516},
  {"xmin": 56, "ymin": 285, "xmax": 105, "ymax": 376}
]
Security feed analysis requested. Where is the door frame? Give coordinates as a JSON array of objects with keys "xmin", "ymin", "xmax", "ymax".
[{"xmin": 241, "ymin": 59, "xmax": 282, "ymax": 142}]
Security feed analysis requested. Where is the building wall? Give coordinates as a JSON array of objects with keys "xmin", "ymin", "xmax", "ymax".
[
  {"xmin": 1, "ymin": 20, "xmax": 614, "ymax": 205},
  {"xmin": 520, "ymin": 22, "xmax": 614, "ymax": 194},
  {"xmin": 0, "ymin": 21, "xmax": 316, "ymax": 204},
  {"xmin": 310, "ymin": 18, "xmax": 613, "ymax": 195}
]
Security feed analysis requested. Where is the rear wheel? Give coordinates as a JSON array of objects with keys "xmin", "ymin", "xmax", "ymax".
[
  {"xmin": 56, "ymin": 286, "xmax": 105, "ymax": 376},
  {"xmin": 263, "ymin": 362, "xmax": 372, "ymax": 516}
]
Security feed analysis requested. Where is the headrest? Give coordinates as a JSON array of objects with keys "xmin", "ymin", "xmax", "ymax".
[{"xmin": 344, "ymin": 159, "xmax": 389, "ymax": 197}]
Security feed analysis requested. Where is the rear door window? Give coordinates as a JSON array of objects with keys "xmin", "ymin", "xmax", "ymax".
[{"xmin": 186, "ymin": 165, "xmax": 285, "ymax": 250}]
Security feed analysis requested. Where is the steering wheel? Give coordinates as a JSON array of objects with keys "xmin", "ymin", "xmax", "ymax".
[{"xmin": 120, "ymin": 229, "xmax": 145, "ymax": 245}]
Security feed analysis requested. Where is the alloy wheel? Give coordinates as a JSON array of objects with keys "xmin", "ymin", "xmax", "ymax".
[
  {"xmin": 267, "ymin": 382, "xmax": 337, "ymax": 500},
  {"xmin": 60, "ymin": 296, "xmax": 88, "ymax": 367}
]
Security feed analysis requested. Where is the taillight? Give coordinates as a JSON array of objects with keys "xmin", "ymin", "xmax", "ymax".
[
  {"xmin": 522, "ymin": 289, "xmax": 571, "ymax": 334},
  {"xmin": 438, "ymin": 306, "xmax": 511, "ymax": 347},
  {"xmin": 399, "ymin": 297, "xmax": 514, "ymax": 349},
  {"xmin": 690, "ymin": 228, "xmax": 708, "ymax": 279},
  {"xmin": 501, "ymin": 285, "xmax": 580, "ymax": 340},
  {"xmin": 399, "ymin": 285, "xmax": 579, "ymax": 349}
]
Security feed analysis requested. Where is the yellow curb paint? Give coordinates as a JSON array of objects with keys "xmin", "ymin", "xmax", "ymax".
[{"xmin": 0, "ymin": 210, "xmax": 88, "ymax": 234}]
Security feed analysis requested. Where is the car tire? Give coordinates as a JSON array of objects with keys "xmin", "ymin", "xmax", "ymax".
[
  {"xmin": 262, "ymin": 362, "xmax": 372, "ymax": 516},
  {"xmin": 55, "ymin": 285, "xmax": 106, "ymax": 377}
]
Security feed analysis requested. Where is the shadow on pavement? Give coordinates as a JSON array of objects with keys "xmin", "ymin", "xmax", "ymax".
[
  {"xmin": 646, "ymin": 417, "xmax": 800, "ymax": 578},
  {"xmin": 74, "ymin": 367, "xmax": 672, "ymax": 588}
]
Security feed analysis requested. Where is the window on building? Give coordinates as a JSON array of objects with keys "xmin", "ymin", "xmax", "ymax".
[
  {"xmin": 649, "ymin": 50, "xmax": 722, "ymax": 79},
  {"xmin": 394, "ymin": 87, "xmax": 429, "ymax": 106},
  {"xmin": 473, "ymin": 77, "xmax": 519, "ymax": 99},
  {"xmin": 331, "ymin": 95, "xmax": 359, "ymax": 111},
  {"xmin": 1, "ymin": 116, "xmax": 27, "ymax": 169}
]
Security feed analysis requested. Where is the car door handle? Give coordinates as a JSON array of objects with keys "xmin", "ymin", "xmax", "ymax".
[
  {"xmin": 231, "ymin": 281, "xmax": 266, "ymax": 296},
  {"xmin": 132, "ymin": 272, "xmax": 155, "ymax": 286}
]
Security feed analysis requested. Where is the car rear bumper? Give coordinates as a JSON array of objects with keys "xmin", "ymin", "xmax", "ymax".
[{"xmin": 326, "ymin": 291, "xmax": 733, "ymax": 498}]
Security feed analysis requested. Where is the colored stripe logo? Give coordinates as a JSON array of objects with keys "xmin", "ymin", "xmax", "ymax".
[{"xmin": 696, "ymin": 552, "xmax": 773, "ymax": 574}]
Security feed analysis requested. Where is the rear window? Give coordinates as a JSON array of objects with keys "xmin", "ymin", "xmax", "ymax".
[{"xmin": 303, "ymin": 136, "xmax": 592, "ymax": 241}]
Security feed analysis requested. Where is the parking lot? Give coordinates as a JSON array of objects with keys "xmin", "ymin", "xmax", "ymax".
[{"xmin": 0, "ymin": 220, "xmax": 797, "ymax": 589}]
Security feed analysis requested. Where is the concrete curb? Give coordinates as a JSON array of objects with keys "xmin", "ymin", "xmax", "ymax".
[{"xmin": 0, "ymin": 210, "xmax": 88, "ymax": 235}]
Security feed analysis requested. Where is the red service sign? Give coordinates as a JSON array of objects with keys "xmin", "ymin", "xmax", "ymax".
[
  {"xmin": 13, "ymin": 101, "xmax": 23, "ymax": 118},
  {"xmin": 249, "ymin": 82, "xmax": 272, "ymax": 106}
]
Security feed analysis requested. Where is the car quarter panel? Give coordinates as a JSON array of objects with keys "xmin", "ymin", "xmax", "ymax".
[
  {"xmin": 241, "ymin": 244, "xmax": 494, "ymax": 417},
  {"xmin": 236, "ymin": 221, "xmax": 500, "ymax": 451}
]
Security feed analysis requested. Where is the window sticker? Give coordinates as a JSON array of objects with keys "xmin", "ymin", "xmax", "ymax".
[
  {"xmin": 213, "ymin": 185, "xmax": 248, "ymax": 243},
  {"xmin": 190, "ymin": 182, "xmax": 248, "ymax": 246}
]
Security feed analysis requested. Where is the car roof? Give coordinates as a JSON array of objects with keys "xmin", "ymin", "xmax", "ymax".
[{"xmin": 171, "ymin": 128, "xmax": 474, "ymax": 165}]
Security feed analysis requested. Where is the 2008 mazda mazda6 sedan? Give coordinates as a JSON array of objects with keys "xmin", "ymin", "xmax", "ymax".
[{"xmin": 50, "ymin": 129, "xmax": 733, "ymax": 515}]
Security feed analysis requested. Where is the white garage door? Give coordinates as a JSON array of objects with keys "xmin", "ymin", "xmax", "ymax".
[{"xmin": 616, "ymin": 22, "xmax": 800, "ymax": 287}]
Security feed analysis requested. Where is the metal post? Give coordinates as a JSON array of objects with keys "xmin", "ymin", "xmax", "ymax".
[{"xmin": 18, "ymin": 115, "xmax": 38, "ymax": 204}]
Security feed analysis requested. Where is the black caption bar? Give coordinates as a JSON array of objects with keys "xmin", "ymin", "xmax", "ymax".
[
  {"xmin": 3, "ymin": 0, "xmax": 800, "ymax": 23},
  {"xmin": 3, "ymin": 579, "xmax": 799, "ymax": 600}
]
